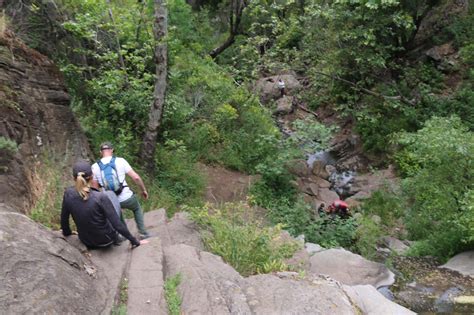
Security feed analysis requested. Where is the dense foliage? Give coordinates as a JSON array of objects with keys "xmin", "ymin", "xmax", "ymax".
[{"xmin": 7, "ymin": 0, "xmax": 473, "ymax": 261}]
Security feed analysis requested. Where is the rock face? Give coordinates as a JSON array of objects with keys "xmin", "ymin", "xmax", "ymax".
[
  {"xmin": 441, "ymin": 250, "xmax": 474, "ymax": 277},
  {"xmin": 254, "ymin": 74, "xmax": 301, "ymax": 104},
  {"xmin": 309, "ymin": 248, "xmax": 395, "ymax": 288},
  {"xmin": 413, "ymin": 0, "xmax": 469, "ymax": 49},
  {"xmin": 0, "ymin": 31, "xmax": 90, "ymax": 211},
  {"xmin": 0, "ymin": 210, "xmax": 109, "ymax": 314}
]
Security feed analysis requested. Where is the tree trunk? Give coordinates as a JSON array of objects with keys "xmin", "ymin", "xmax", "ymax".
[
  {"xmin": 105, "ymin": 0, "xmax": 128, "ymax": 84},
  {"xmin": 210, "ymin": 0, "xmax": 247, "ymax": 59},
  {"xmin": 140, "ymin": 0, "xmax": 168, "ymax": 171}
]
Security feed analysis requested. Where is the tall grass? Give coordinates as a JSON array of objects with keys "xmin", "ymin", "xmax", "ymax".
[
  {"xmin": 164, "ymin": 274, "xmax": 182, "ymax": 315},
  {"xmin": 189, "ymin": 202, "xmax": 299, "ymax": 276}
]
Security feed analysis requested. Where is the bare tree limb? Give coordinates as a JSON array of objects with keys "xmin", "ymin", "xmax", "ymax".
[
  {"xmin": 313, "ymin": 71, "xmax": 416, "ymax": 106},
  {"xmin": 209, "ymin": 0, "xmax": 247, "ymax": 59}
]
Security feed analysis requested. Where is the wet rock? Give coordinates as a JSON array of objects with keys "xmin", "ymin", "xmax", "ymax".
[
  {"xmin": 254, "ymin": 74, "xmax": 301, "ymax": 104},
  {"xmin": 309, "ymin": 248, "xmax": 395, "ymax": 288},
  {"xmin": 441, "ymin": 250, "xmax": 474, "ymax": 277},
  {"xmin": 392, "ymin": 255, "xmax": 474, "ymax": 314},
  {"xmin": 311, "ymin": 160, "xmax": 330, "ymax": 179}
]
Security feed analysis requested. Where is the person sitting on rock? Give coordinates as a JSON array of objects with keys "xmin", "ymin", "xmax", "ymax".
[
  {"xmin": 60, "ymin": 160, "xmax": 148, "ymax": 249},
  {"xmin": 327, "ymin": 200, "xmax": 350, "ymax": 218}
]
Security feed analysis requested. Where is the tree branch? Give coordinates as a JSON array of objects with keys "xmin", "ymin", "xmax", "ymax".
[{"xmin": 313, "ymin": 71, "xmax": 416, "ymax": 106}]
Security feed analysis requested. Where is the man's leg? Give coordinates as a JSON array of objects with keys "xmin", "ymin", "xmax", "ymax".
[{"xmin": 120, "ymin": 194, "xmax": 148, "ymax": 236}]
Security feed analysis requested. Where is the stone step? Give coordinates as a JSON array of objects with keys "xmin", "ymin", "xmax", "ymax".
[
  {"xmin": 89, "ymin": 236, "xmax": 133, "ymax": 314},
  {"xmin": 127, "ymin": 236, "xmax": 167, "ymax": 315}
]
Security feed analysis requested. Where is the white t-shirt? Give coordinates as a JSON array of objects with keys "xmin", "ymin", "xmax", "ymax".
[
  {"xmin": 92, "ymin": 156, "xmax": 133, "ymax": 202},
  {"xmin": 278, "ymin": 80, "xmax": 285, "ymax": 89}
]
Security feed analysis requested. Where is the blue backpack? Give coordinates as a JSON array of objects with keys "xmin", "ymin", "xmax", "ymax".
[{"xmin": 97, "ymin": 156, "xmax": 125, "ymax": 195}]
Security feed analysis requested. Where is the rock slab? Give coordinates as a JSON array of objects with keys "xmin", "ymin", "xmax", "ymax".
[
  {"xmin": 309, "ymin": 248, "xmax": 395, "ymax": 288},
  {"xmin": 0, "ymin": 211, "xmax": 108, "ymax": 314},
  {"xmin": 343, "ymin": 285, "xmax": 415, "ymax": 315},
  {"xmin": 127, "ymin": 237, "xmax": 167, "ymax": 315}
]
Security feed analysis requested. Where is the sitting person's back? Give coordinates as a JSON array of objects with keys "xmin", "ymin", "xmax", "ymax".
[{"xmin": 61, "ymin": 160, "xmax": 141, "ymax": 248}]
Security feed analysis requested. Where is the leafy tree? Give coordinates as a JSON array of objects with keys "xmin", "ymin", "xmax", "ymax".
[{"xmin": 395, "ymin": 116, "xmax": 474, "ymax": 260}]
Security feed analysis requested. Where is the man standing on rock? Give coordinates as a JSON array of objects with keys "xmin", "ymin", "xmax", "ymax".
[
  {"xmin": 278, "ymin": 78, "xmax": 286, "ymax": 97},
  {"xmin": 91, "ymin": 142, "xmax": 150, "ymax": 239}
]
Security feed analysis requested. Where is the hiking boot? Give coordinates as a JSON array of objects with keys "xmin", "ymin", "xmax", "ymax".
[{"xmin": 139, "ymin": 232, "xmax": 151, "ymax": 240}]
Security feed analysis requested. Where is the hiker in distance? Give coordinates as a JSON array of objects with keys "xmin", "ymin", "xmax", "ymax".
[
  {"xmin": 60, "ymin": 160, "xmax": 148, "ymax": 248},
  {"xmin": 278, "ymin": 78, "xmax": 285, "ymax": 97},
  {"xmin": 91, "ymin": 142, "xmax": 151, "ymax": 239}
]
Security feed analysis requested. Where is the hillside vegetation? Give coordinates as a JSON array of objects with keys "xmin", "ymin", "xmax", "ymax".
[{"xmin": 3, "ymin": 0, "xmax": 473, "ymax": 263}]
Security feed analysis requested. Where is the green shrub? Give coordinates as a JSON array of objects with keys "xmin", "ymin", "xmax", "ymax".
[
  {"xmin": 189, "ymin": 203, "xmax": 299, "ymax": 276},
  {"xmin": 0, "ymin": 136, "xmax": 18, "ymax": 154},
  {"xmin": 353, "ymin": 215, "xmax": 383, "ymax": 259},
  {"xmin": 154, "ymin": 141, "xmax": 205, "ymax": 210},
  {"xmin": 359, "ymin": 189, "xmax": 405, "ymax": 228},
  {"xmin": 394, "ymin": 116, "xmax": 474, "ymax": 260}
]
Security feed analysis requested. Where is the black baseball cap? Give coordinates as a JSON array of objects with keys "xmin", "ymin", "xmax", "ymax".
[
  {"xmin": 73, "ymin": 160, "xmax": 92, "ymax": 178},
  {"xmin": 100, "ymin": 142, "xmax": 114, "ymax": 151}
]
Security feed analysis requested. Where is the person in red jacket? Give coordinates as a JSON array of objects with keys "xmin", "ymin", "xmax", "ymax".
[{"xmin": 327, "ymin": 200, "xmax": 350, "ymax": 218}]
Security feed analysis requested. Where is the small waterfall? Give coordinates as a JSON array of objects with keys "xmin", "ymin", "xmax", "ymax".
[{"xmin": 329, "ymin": 170, "xmax": 356, "ymax": 198}]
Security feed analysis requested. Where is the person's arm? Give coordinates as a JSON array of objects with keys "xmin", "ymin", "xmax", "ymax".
[
  {"xmin": 60, "ymin": 192, "xmax": 72, "ymax": 236},
  {"xmin": 91, "ymin": 164, "xmax": 101, "ymax": 190},
  {"xmin": 127, "ymin": 169, "xmax": 149, "ymax": 199},
  {"xmin": 99, "ymin": 194, "xmax": 140, "ymax": 246}
]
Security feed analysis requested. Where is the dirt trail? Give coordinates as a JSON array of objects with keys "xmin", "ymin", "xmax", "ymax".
[{"xmin": 199, "ymin": 163, "xmax": 256, "ymax": 204}]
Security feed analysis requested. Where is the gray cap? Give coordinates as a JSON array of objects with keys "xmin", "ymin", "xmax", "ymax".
[{"xmin": 72, "ymin": 160, "xmax": 92, "ymax": 178}]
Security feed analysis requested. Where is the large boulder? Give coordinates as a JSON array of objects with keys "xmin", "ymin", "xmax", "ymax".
[
  {"xmin": 254, "ymin": 74, "xmax": 301, "ymax": 104},
  {"xmin": 163, "ymin": 243, "xmax": 360, "ymax": 314},
  {"xmin": 441, "ymin": 250, "xmax": 474, "ymax": 277},
  {"xmin": 243, "ymin": 274, "xmax": 356, "ymax": 314},
  {"xmin": 316, "ymin": 188, "xmax": 340, "ymax": 204},
  {"xmin": 273, "ymin": 95, "xmax": 294, "ymax": 115},
  {"xmin": 309, "ymin": 248, "xmax": 395, "ymax": 288},
  {"xmin": 0, "ymin": 211, "xmax": 109, "ymax": 314}
]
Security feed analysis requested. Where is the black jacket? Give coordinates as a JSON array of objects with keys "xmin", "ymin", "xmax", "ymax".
[{"xmin": 61, "ymin": 187, "xmax": 140, "ymax": 247}]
